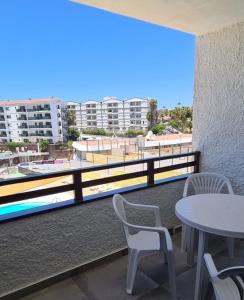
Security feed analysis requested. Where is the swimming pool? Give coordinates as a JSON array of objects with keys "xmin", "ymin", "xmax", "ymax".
[{"xmin": 0, "ymin": 202, "xmax": 46, "ymax": 215}]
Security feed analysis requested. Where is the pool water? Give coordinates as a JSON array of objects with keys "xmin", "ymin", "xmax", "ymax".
[{"xmin": 0, "ymin": 202, "xmax": 46, "ymax": 215}]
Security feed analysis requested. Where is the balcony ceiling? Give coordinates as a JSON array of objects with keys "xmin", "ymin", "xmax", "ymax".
[{"xmin": 70, "ymin": 0, "xmax": 244, "ymax": 35}]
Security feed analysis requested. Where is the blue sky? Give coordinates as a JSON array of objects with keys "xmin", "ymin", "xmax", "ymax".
[{"xmin": 0, "ymin": 0, "xmax": 195, "ymax": 108}]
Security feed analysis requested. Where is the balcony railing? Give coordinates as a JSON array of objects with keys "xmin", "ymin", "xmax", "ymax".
[
  {"xmin": 27, "ymin": 107, "xmax": 50, "ymax": 112},
  {"xmin": 17, "ymin": 116, "xmax": 27, "ymax": 121},
  {"xmin": 0, "ymin": 151, "xmax": 200, "ymax": 221},
  {"xmin": 18, "ymin": 126, "xmax": 28, "ymax": 129},
  {"xmin": 29, "ymin": 125, "xmax": 52, "ymax": 129},
  {"xmin": 29, "ymin": 133, "xmax": 53, "ymax": 137},
  {"xmin": 0, "ymin": 117, "xmax": 5, "ymax": 121},
  {"xmin": 28, "ymin": 116, "xmax": 51, "ymax": 120}
]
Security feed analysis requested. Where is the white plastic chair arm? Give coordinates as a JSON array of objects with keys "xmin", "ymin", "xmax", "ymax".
[
  {"xmin": 204, "ymin": 254, "xmax": 218, "ymax": 278},
  {"xmin": 124, "ymin": 200, "xmax": 162, "ymax": 227},
  {"xmin": 204, "ymin": 254, "xmax": 244, "ymax": 279},
  {"xmin": 216, "ymin": 266, "xmax": 244, "ymax": 278},
  {"xmin": 123, "ymin": 220, "xmax": 173, "ymax": 251}
]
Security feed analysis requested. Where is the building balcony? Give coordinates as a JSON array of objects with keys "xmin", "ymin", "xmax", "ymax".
[
  {"xmin": 17, "ymin": 116, "xmax": 27, "ymax": 121},
  {"xmin": 86, "ymin": 111, "xmax": 97, "ymax": 114},
  {"xmin": 0, "ymin": 125, "xmax": 6, "ymax": 129},
  {"xmin": 108, "ymin": 115, "xmax": 119, "ymax": 119},
  {"xmin": 0, "ymin": 151, "xmax": 202, "ymax": 300},
  {"xmin": 27, "ymin": 107, "xmax": 50, "ymax": 112},
  {"xmin": 28, "ymin": 116, "xmax": 51, "ymax": 120},
  {"xmin": 29, "ymin": 132, "xmax": 53, "ymax": 137},
  {"xmin": 17, "ymin": 231, "xmax": 236, "ymax": 300},
  {"xmin": 107, "ymin": 109, "xmax": 119, "ymax": 113},
  {"xmin": 0, "ymin": 132, "xmax": 7, "ymax": 137},
  {"xmin": 19, "ymin": 133, "xmax": 29, "ymax": 137},
  {"xmin": 0, "ymin": 0, "xmax": 241, "ymax": 297},
  {"xmin": 0, "ymin": 117, "xmax": 5, "ymax": 121},
  {"xmin": 0, "ymin": 108, "xmax": 4, "ymax": 113},
  {"xmin": 29, "ymin": 125, "xmax": 52, "ymax": 129},
  {"xmin": 18, "ymin": 125, "xmax": 28, "ymax": 129},
  {"xmin": 16, "ymin": 108, "xmax": 27, "ymax": 113}
]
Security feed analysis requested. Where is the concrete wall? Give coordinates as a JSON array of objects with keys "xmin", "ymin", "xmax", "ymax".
[
  {"xmin": 0, "ymin": 180, "xmax": 184, "ymax": 296},
  {"xmin": 193, "ymin": 21, "xmax": 244, "ymax": 194}
]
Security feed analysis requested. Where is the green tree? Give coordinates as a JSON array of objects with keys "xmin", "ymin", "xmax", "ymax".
[
  {"xmin": 151, "ymin": 123, "xmax": 165, "ymax": 135},
  {"xmin": 3, "ymin": 142, "xmax": 30, "ymax": 152},
  {"xmin": 67, "ymin": 110, "xmax": 76, "ymax": 126},
  {"xmin": 66, "ymin": 140, "xmax": 73, "ymax": 149},
  {"xmin": 68, "ymin": 127, "xmax": 80, "ymax": 141},
  {"xmin": 157, "ymin": 107, "xmax": 169, "ymax": 122},
  {"xmin": 169, "ymin": 106, "xmax": 192, "ymax": 133},
  {"xmin": 39, "ymin": 140, "xmax": 49, "ymax": 152}
]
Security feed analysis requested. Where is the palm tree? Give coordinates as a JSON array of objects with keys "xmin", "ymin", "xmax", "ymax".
[
  {"xmin": 147, "ymin": 99, "xmax": 158, "ymax": 129},
  {"xmin": 67, "ymin": 110, "xmax": 76, "ymax": 126}
]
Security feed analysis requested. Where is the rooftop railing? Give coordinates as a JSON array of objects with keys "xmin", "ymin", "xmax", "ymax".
[{"xmin": 0, "ymin": 151, "xmax": 200, "ymax": 222}]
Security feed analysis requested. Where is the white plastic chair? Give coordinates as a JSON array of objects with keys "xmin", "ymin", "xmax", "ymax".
[
  {"xmin": 204, "ymin": 253, "xmax": 244, "ymax": 300},
  {"xmin": 181, "ymin": 172, "xmax": 234, "ymax": 265},
  {"xmin": 112, "ymin": 194, "xmax": 177, "ymax": 299}
]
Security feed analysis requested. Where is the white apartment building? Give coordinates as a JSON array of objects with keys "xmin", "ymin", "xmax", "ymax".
[
  {"xmin": 67, "ymin": 97, "xmax": 149, "ymax": 132},
  {"xmin": 0, "ymin": 98, "xmax": 67, "ymax": 144}
]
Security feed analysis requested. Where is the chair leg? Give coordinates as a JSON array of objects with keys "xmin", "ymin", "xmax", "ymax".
[
  {"xmin": 165, "ymin": 250, "xmax": 177, "ymax": 300},
  {"xmin": 187, "ymin": 227, "xmax": 195, "ymax": 267},
  {"xmin": 126, "ymin": 249, "xmax": 139, "ymax": 294},
  {"xmin": 227, "ymin": 237, "xmax": 235, "ymax": 259},
  {"xmin": 181, "ymin": 224, "xmax": 187, "ymax": 252}
]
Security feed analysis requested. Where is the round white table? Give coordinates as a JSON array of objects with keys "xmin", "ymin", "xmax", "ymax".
[{"xmin": 175, "ymin": 194, "xmax": 244, "ymax": 300}]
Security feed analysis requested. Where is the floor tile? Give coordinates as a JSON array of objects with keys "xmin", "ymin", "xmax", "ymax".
[
  {"xmin": 137, "ymin": 286, "xmax": 172, "ymax": 300},
  {"xmin": 73, "ymin": 255, "xmax": 159, "ymax": 300},
  {"xmin": 21, "ymin": 279, "xmax": 88, "ymax": 300}
]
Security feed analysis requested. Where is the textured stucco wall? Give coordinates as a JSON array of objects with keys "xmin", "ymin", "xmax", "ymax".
[
  {"xmin": 193, "ymin": 21, "xmax": 244, "ymax": 194},
  {"xmin": 0, "ymin": 181, "xmax": 184, "ymax": 296}
]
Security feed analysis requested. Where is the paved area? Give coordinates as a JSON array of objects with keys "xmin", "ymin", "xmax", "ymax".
[{"xmin": 20, "ymin": 233, "xmax": 244, "ymax": 300}]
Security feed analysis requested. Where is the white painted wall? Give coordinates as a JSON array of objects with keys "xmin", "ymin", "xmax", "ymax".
[{"xmin": 193, "ymin": 21, "xmax": 244, "ymax": 194}]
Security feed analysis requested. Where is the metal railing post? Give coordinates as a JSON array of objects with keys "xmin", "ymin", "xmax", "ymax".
[
  {"xmin": 194, "ymin": 151, "xmax": 200, "ymax": 173},
  {"xmin": 73, "ymin": 171, "xmax": 83, "ymax": 203},
  {"xmin": 147, "ymin": 160, "xmax": 154, "ymax": 186}
]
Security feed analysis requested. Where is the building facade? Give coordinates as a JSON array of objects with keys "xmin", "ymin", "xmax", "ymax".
[
  {"xmin": 0, "ymin": 98, "xmax": 67, "ymax": 144},
  {"xmin": 67, "ymin": 97, "xmax": 149, "ymax": 132}
]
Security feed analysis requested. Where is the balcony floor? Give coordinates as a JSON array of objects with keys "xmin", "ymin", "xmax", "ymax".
[{"xmin": 20, "ymin": 233, "xmax": 244, "ymax": 300}]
